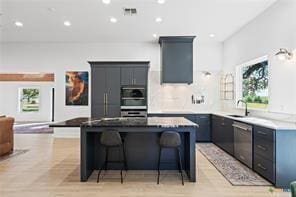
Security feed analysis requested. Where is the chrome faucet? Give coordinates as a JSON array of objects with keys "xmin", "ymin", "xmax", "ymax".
[{"xmin": 237, "ymin": 99, "xmax": 250, "ymax": 116}]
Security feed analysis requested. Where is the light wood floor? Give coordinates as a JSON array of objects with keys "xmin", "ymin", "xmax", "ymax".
[{"xmin": 0, "ymin": 134, "xmax": 290, "ymax": 197}]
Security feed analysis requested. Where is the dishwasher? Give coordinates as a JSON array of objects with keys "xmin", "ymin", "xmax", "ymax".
[{"xmin": 233, "ymin": 121, "xmax": 253, "ymax": 168}]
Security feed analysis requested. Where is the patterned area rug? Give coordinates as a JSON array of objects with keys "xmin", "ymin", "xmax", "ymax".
[
  {"xmin": 198, "ymin": 143, "xmax": 271, "ymax": 186},
  {"xmin": 14, "ymin": 122, "xmax": 53, "ymax": 134},
  {"xmin": 0, "ymin": 150, "xmax": 29, "ymax": 162}
]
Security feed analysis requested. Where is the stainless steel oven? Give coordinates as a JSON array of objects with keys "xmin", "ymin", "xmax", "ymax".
[
  {"xmin": 121, "ymin": 86, "xmax": 147, "ymax": 109},
  {"xmin": 120, "ymin": 86, "xmax": 147, "ymax": 117}
]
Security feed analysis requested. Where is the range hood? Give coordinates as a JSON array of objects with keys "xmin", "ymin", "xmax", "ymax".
[{"xmin": 159, "ymin": 36, "xmax": 196, "ymax": 84}]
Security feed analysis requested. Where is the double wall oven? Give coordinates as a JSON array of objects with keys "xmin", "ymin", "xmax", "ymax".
[{"xmin": 120, "ymin": 86, "xmax": 147, "ymax": 117}]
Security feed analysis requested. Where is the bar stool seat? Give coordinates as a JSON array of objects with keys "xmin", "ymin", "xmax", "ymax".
[
  {"xmin": 158, "ymin": 131, "xmax": 184, "ymax": 185},
  {"xmin": 160, "ymin": 131, "xmax": 181, "ymax": 148},
  {"xmin": 100, "ymin": 130, "xmax": 122, "ymax": 147},
  {"xmin": 97, "ymin": 130, "xmax": 127, "ymax": 184}
]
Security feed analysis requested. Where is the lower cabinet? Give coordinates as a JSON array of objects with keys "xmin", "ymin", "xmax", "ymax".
[
  {"xmin": 253, "ymin": 125, "xmax": 275, "ymax": 184},
  {"xmin": 195, "ymin": 115, "xmax": 211, "ymax": 142},
  {"xmin": 212, "ymin": 115, "xmax": 234, "ymax": 155},
  {"xmin": 253, "ymin": 154, "xmax": 275, "ymax": 183}
]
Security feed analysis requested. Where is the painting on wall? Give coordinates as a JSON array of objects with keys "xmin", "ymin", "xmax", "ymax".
[
  {"xmin": 65, "ymin": 71, "xmax": 89, "ymax": 106},
  {"xmin": 19, "ymin": 88, "xmax": 40, "ymax": 112}
]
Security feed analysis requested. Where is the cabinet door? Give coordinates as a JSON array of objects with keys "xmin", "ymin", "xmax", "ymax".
[
  {"xmin": 133, "ymin": 67, "xmax": 148, "ymax": 86},
  {"xmin": 106, "ymin": 68, "xmax": 121, "ymax": 105},
  {"xmin": 91, "ymin": 67, "xmax": 106, "ymax": 105},
  {"xmin": 196, "ymin": 115, "xmax": 211, "ymax": 142},
  {"xmin": 223, "ymin": 118, "xmax": 234, "ymax": 155},
  {"xmin": 105, "ymin": 104, "xmax": 121, "ymax": 118},
  {"xmin": 211, "ymin": 116, "xmax": 221, "ymax": 144},
  {"xmin": 121, "ymin": 67, "xmax": 133, "ymax": 86},
  {"xmin": 91, "ymin": 104, "xmax": 105, "ymax": 118}
]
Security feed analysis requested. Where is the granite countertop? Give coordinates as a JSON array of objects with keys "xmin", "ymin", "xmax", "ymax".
[
  {"xmin": 49, "ymin": 117, "xmax": 95, "ymax": 127},
  {"xmin": 148, "ymin": 110, "xmax": 209, "ymax": 114},
  {"xmin": 82, "ymin": 117, "xmax": 198, "ymax": 128}
]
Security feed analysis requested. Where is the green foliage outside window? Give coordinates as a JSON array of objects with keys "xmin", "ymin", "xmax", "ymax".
[{"xmin": 242, "ymin": 60, "xmax": 268, "ymax": 109}]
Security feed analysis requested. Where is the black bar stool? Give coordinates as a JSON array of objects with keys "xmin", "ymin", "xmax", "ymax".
[
  {"xmin": 97, "ymin": 130, "xmax": 127, "ymax": 184},
  {"xmin": 157, "ymin": 131, "xmax": 184, "ymax": 185}
]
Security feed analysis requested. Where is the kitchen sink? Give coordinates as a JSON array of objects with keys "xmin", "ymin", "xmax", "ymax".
[{"xmin": 228, "ymin": 115, "xmax": 246, "ymax": 118}]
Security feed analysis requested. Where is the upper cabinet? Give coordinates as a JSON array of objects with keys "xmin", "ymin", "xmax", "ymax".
[
  {"xmin": 121, "ymin": 63, "xmax": 149, "ymax": 86},
  {"xmin": 159, "ymin": 36, "xmax": 196, "ymax": 84}
]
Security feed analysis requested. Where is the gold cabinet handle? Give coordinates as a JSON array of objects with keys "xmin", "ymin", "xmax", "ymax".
[
  {"xmin": 106, "ymin": 93, "xmax": 108, "ymax": 116},
  {"xmin": 103, "ymin": 93, "xmax": 106, "ymax": 116}
]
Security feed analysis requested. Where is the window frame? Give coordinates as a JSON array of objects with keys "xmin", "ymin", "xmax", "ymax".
[{"xmin": 235, "ymin": 55, "xmax": 269, "ymax": 111}]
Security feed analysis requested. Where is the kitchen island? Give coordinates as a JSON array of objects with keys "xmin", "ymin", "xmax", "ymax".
[{"xmin": 80, "ymin": 117, "xmax": 197, "ymax": 182}]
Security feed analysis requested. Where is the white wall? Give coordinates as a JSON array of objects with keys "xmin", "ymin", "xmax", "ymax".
[
  {"xmin": 0, "ymin": 82, "xmax": 54, "ymax": 121},
  {"xmin": 222, "ymin": 0, "xmax": 296, "ymax": 121},
  {"xmin": 0, "ymin": 41, "xmax": 222, "ymax": 121}
]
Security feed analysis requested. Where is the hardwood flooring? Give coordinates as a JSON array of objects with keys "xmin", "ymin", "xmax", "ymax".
[{"xmin": 0, "ymin": 134, "xmax": 289, "ymax": 197}]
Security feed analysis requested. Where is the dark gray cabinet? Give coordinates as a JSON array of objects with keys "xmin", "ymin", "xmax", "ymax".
[
  {"xmin": 90, "ymin": 61, "xmax": 149, "ymax": 119},
  {"xmin": 121, "ymin": 66, "xmax": 148, "ymax": 86},
  {"xmin": 195, "ymin": 115, "xmax": 211, "ymax": 142},
  {"xmin": 253, "ymin": 125, "xmax": 275, "ymax": 184},
  {"xmin": 91, "ymin": 67, "xmax": 121, "ymax": 118},
  {"xmin": 159, "ymin": 36, "xmax": 195, "ymax": 84},
  {"xmin": 211, "ymin": 115, "xmax": 234, "ymax": 155}
]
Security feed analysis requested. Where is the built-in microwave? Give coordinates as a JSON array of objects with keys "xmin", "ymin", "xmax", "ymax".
[{"xmin": 120, "ymin": 86, "xmax": 147, "ymax": 110}]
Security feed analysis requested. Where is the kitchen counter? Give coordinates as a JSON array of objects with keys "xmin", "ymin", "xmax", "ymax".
[
  {"xmin": 148, "ymin": 111, "xmax": 296, "ymax": 130},
  {"xmin": 82, "ymin": 117, "xmax": 197, "ymax": 128},
  {"xmin": 212, "ymin": 112, "xmax": 296, "ymax": 130}
]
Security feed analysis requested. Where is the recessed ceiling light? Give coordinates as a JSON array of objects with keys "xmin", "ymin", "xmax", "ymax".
[
  {"xmin": 110, "ymin": 17, "xmax": 117, "ymax": 23},
  {"xmin": 153, "ymin": 34, "xmax": 157, "ymax": 38},
  {"xmin": 47, "ymin": 7, "xmax": 56, "ymax": 12},
  {"xmin": 157, "ymin": 0, "xmax": 165, "ymax": 4},
  {"xmin": 64, "ymin": 21, "xmax": 71, "ymax": 26},
  {"xmin": 15, "ymin": 21, "xmax": 23, "ymax": 27},
  {"xmin": 155, "ymin": 17, "xmax": 162, "ymax": 23},
  {"xmin": 209, "ymin": 34, "xmax": 215, "ymax": 38},
  {"xmin": 102, "ymin": 0, "xmax": 111, "ymax": 4}
]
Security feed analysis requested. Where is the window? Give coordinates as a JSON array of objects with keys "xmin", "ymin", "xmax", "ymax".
[{"xmin": 236, "ymin": 56, "xmax": 269, "ymax": 110}]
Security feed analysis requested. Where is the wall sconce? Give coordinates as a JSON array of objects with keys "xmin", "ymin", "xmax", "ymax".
[
  {"xmin": 202, "ymin": 71, "xmax": 211, "ymax": 77},
  {"xmin": 275, "ymin": 48, "xmax": 293, "ymax": 61}
]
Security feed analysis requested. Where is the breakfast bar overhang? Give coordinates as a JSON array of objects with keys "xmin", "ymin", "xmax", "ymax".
[{"xmin": 80, "ymin": 117, "xmax": 197, "ymax": 182}]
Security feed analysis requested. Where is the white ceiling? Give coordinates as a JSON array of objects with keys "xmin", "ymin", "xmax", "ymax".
[{"xmin": 0, "ymin": 0, "xmax": 277, "ymax": 43}]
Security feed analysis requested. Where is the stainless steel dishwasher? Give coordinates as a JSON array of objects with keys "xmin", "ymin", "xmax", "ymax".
[{"xmin": 233, "ymin": 121, "xmax": 253, "ymax": 168}]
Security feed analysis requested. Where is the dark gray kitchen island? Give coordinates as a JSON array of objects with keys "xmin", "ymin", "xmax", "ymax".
[{"xmin": 80, "ymin": 117, "xmax": 197, "ymax": 182}]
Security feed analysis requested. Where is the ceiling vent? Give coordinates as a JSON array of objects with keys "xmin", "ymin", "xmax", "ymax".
[{"xmin": 123, "ymin": 8, "xmax": 137, "ymax": 16}]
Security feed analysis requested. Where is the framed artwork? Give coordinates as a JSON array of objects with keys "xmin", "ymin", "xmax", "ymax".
[
  {"xmin": 19, "ymin": 88, "xmax": 40, "ymax": 112},
  {"xmin": 65, "ymin": 71, "xmax": 89, "ymax": 106}
]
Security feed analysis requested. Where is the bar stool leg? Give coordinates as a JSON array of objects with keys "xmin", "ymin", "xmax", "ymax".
[
  {"xmin": 157, "ymin": 147, "xmax": 162, "ymax": 184},
  {"xmin": 97, "ymin": 147, "xmax": 109, "ymax": 183},
  {"xmin": 122, "ymin": 144, "xmax": 128, "ymax": 171},
  {"xmin": 177, "ymin": 147, "xmax": 184, "ymax": 185},
  {"xmin": 120, "ymin": 169, "xmax": 123, "ymax": 184},
  {"xmin": 105, "ymin": 147, "xmax": 109, "ymax": 171}
]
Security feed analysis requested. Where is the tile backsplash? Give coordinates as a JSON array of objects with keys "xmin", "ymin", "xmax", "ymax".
[{"xmin": 148, "ymin": 71, "xmax": 221, "ymax": 112}]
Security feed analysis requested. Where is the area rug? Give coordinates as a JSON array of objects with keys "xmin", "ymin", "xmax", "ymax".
[
  {"xmin": 198, "ymin": 143, "xmax": 271, "ymax": 186},
  {"xmin": 14, "ymin": 122, "xmax": 53, "ymax": 134},
  {"xmin": 0, "ymin": 150, "xmax": 29, "ymax": 162}
]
